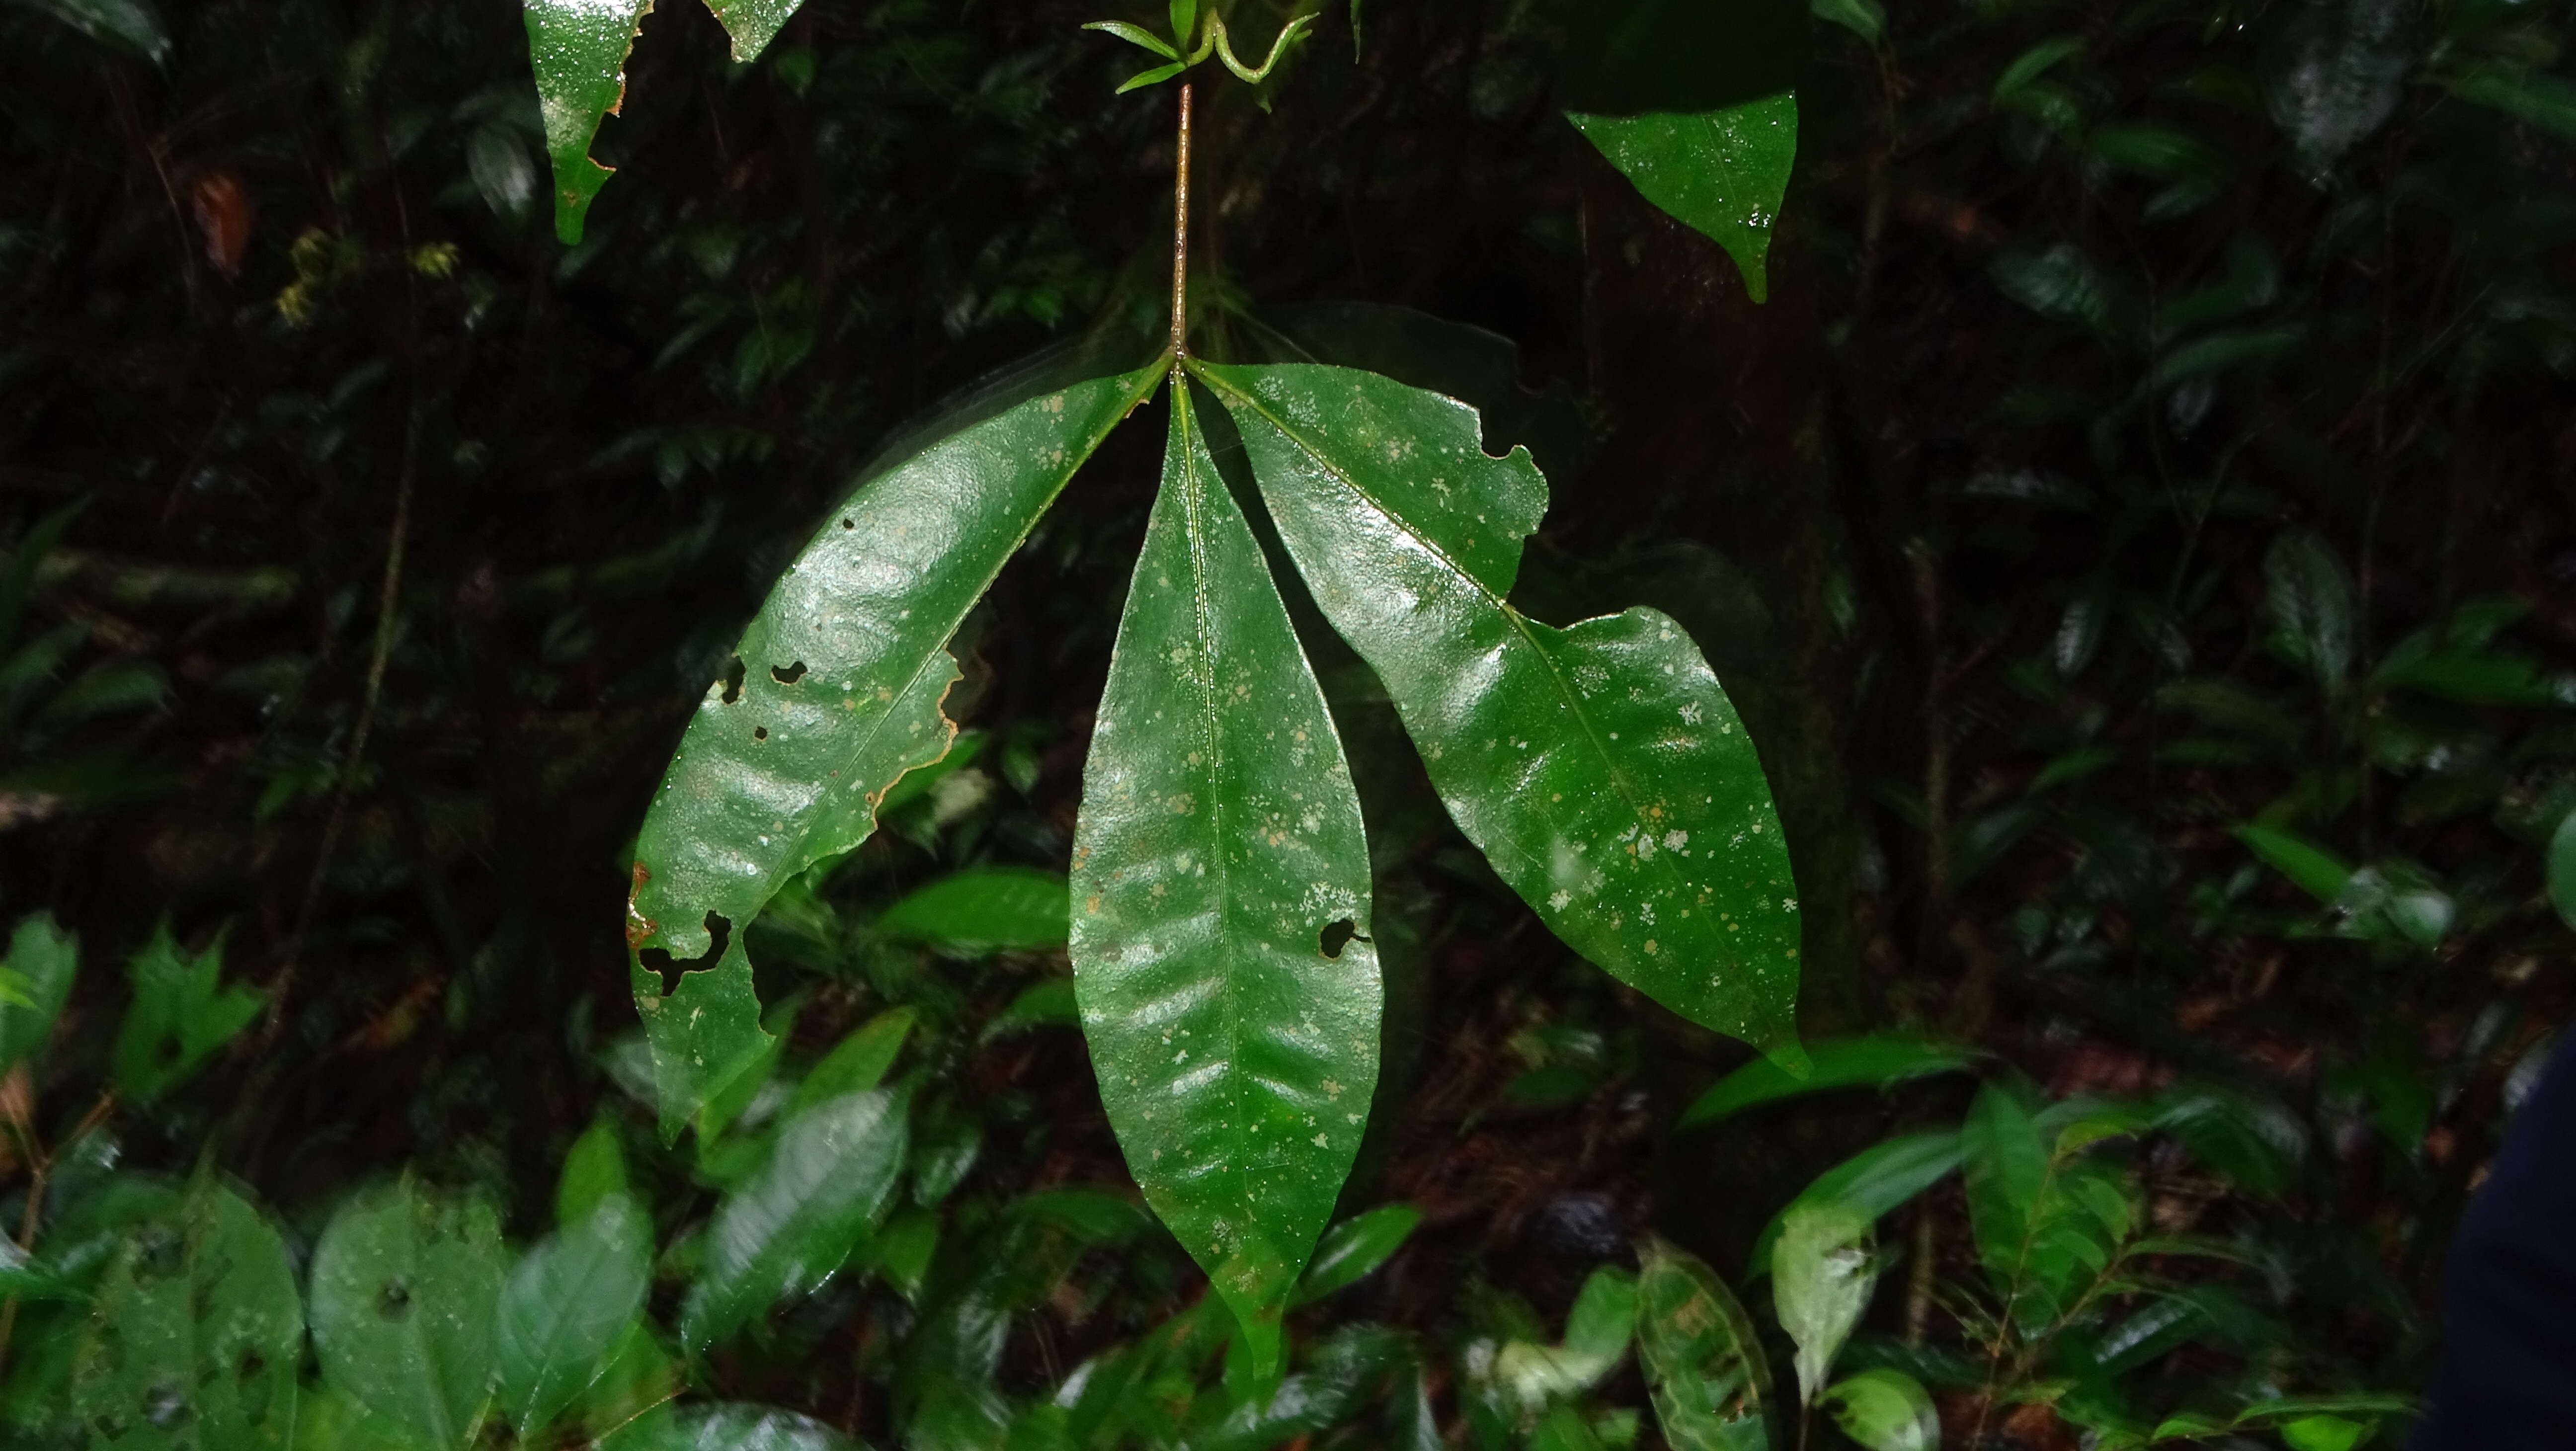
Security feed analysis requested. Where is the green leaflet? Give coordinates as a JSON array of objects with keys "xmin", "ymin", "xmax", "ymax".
[
  {"xmin": 0, "ymin": 911, "xmax": 78, "ymax": 1072},
  {"xmin": 309, "ymin": 1181, "xmax": 508, "ymax": 1451},
  {"xmin": 523, "ymin": 0, "xmax": 810, "ymax": 243},
  {"xmin": 495, "ymin": 1195, "xmax": 654, "ymax": 1436},
  {"xmin": 1070, "ymin": 378, "xmax": 1381, "ymax": 1376},
  {"xmin": 1567, "ymin": 94, "xmax": 1799, "ymax": 303},
  {"xmin": 1682, "ymin": 1034, "xmax": 1976, "ymax": 1127},
  {"xmin": 69, "ymin": 1184, "xmax": 303, "ymax": 1451},
  {"xmin": 1195, "ymin": 361, "xmax": 1802, "ymax": 1060},
  {"xmin": 679, "ymin": 1089, "xmax": 908, "ymax": 1350},
  {"xmin": 2550, "ymin": 807, "xmax": 2576, "ymax": 930},
  {"xmin": 878, "ymin": 866, "xmax": 1071, "ymax": 951},
  {"xmin": 629, "ymin": 362, "xmax": 1160, "ymax": 1139},
  {"xmin": 1635, "ymin": 1237, "xmax": 1771, "ymax": 1451}
]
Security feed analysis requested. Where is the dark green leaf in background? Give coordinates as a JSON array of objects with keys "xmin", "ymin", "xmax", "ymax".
[
  {"xmin": 1822, "ymin": 1368, "xmax": 1940, "ymax": 1451},
  {"xmin": 601, "ymin": 1402, "xmax": 863, "ymax": 1451},
  {"xmin": 1293, "ymin": 1203, "xmax": 1423, "ymax": 1307},
  {"xmin": 2263, "ymin": 532, "xmax": 2355, "ymax": 690},
  {"xmin": 0, "ymin": 911, "xmax": 77, "ymax": 1072},
  {"xmin": 557, "ymin": 1116, "xmax": 631, "ymax": 1227},
  {"xmin": 791, "ymin": 1007, "xmax": 916, "ymax": 1114},
  {"xmin": 878, "ymin": 867, "xmax": 1070, "ymax": 951},
  {"xmin": 496, "ymin": 1195, "xmax": 653, "ymax": 1436},
  {"xmin": 2235, "ymin": 822, "xmax": 2354, "ymax": 903},
  {"xmin": 629, "ymin": 363, "xmax": 1160, "ymax": 1139},
  {"xmin": 1748, "ymin": 1130, "xmax": 1962, "ymax": 1277},
  {"xmin": 1070, "ymin": 378, "xmax": 1381, "ymax": 1376},
  {"xmin": 1198, "ymin": 361, "xmax": 1804, "ymax": 1062},
  {"xmin": 680, "ymin": 1089, "xmax": 907, "ymax": 1350},
  {"xmin": 1635, "ymin": 1237, "xmax": 1770, "ymax": 1451},
  {"xmin": 2549, "ymin": 808, "xmax": 2576, "ymax": 930},
  {"xmin": 70, "ymin": 1184, "xmax": 302, "ymax": 1451},
  {"xmin": 1567, "ymin": 96, "xmax": 1799, "ymax": 303},
  {"xmin": 310, "ymin": 1181, "xmax": 508, "ymax": 1451},
  {"xmin": 1683, "ymin": 1035, "xmax": 1975, "ymax": 1127},
  {"xmin": 8, "ymin": 0, "xmax": 170, "ymax": 66},
  {"xmin": 2264, "ymin": 0, "xmax": 2411, "ymax": 177},
  {"xmin": 1961, "ymin": 1083, "xmax": 2047, "ymax": 1295},
  {"xmin": 110, "ymin": 923, "xmax": 261, "ymax": 1106}
]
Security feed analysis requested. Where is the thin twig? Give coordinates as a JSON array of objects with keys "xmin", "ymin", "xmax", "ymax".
[{"xmin": 0, "ymin": 1089, "xmax": 114, "ymax": 1374}]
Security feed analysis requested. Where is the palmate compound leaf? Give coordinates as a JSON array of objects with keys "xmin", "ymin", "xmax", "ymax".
[
  {"xmin": 69, "ymin": 1182, "xmax": 303, "ymax": 1451},
  {"xmin": 1071, "ymin": 377, "xmax": 1381, "ymax": 1380},
  {"xmin": 523, "ymin": 0, "xmax": 810, "ymax": 245},
  {"xmin": 1567, "ymin": 94, "xmax": 1799, "ymax": 304},
  {"xmin": 628, "ymin": 362, "xmax": 1162, "ymax": 1140},
  {"xmin": 1193, "ymin": 361, "xmax": 1802, "ymax": 1062}
]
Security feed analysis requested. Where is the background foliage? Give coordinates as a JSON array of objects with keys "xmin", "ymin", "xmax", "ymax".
[{"xmin": 1, "ymin": 0, "xmax": 2572, "ymax": 1445}]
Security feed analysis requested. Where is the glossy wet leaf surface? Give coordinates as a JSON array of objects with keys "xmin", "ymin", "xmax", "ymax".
[
  {"xmin": 1292, "ymin": 1203, "xmax": 1422, "ymax": 1306},
  {"xmin": 309, "ymin": 1180, "xmax": 507, "ymax": 1451},
  {"xmin": 703, "ymin": 0, "xmax": 804, "ymax": 62},
  {"xmin": 1070, "ymin": 378, "xmax": 1380, "ymax": 1371},
  {"xmin": 1568, "ymin": 95, "xmax": 1799, "ymax": 303},
  {"xmin": 1747, "ymin": 1129, "xmax": 1961, "ymax": 1276},
  {"xmin": 70, "ymin": 1184, "xmax": 302, "ymax": 1451},
  {"xmin": 1635, "ymin": 1236, "xmax": 1770, "ymax": 1451},
  {"xmin": 521, "ymin": 0, "xmax": 653, "ymax": 243},
  {"xmin": 629, "ymin": 363, "xmax": 1158, "ymax": 1138},
  {"xmin": 495, "ymin": 1194, "xmax": 653, "ymax": 1435},
  {"xmin": 1197, "ymin": 361, "xmax": 1801, "ymax": 1058},
  {"xmin": 1771, "ymin": 1201, "xmax": 1876, "ymax": 1404},
  {"xmin": 680, "ymin": 1089, "xmax": 907, "ymax": 1350},
  {"xmin": 0, "ymin": 910, "xmax": 77, "ymax": 1071}
]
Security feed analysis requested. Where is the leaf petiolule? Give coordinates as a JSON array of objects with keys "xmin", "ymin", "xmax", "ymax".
[
  {"xmin": 1194, "ymin": 361, "xmax": 1802, "ymax": 1061},
  {"xmin": 628, "ymin": 362, "xmax": 1162, "ymax": 1139},
  {"xmin": 1567, "ymin": 94, "xmax": 1799, "ymax": 303},
  {"xmin": 69, "ymin": 1184, "xmax": 303, "ymax": 1451},
  {"xmin": 1070, "ymin": 378, "xmax": 1381, "ymax": 1379}
]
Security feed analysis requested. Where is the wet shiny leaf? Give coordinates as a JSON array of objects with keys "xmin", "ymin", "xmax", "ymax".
[
  {"xmin": 703, "ymin": 0, "xmax": 804, "ymax": 62},
  {"xmin": 0, "ymin": 911, "xmax": 77, "ymax": 1072},
  {"xmin": 1197, "ymin": 361, "xmax": 1802, "ymax": 1060},
  {"xmin": 629, "ymin": 363, "xmax": 1159, "ymax": 1139},
  {"xmin": 1683, "ymin": 1035, "xmax": 1975, "ymax": 1127},
  {"xmin": 1821, "ymin": 1368, "xmax": 1939, "ymax": 1451},
  {"xmin": 878, "ymin": 867, "xmax": 1070, "ymax": 951},
  {"xmin": 679, "ymin": 1089, "xmax": 907, "ymax": 1350},
  {"xmin": 2263, "ymin": 532, "xmax": 2355, "ymax": 689},
  {"xmin": 600, "ymin": 1402, "xmax": 863, "ymax": 1451},
  {"xmin": 1748, "ymin": 1130, "xmax": 1962, "ymax": 1277},
  {"xmin": 1636, "ymin": 1237, "xmax": 1771, "ymax": 1451},
  {"xmin": 1568, "ymin": 95, "xmax": 1799, "ymax": 303},
  {"xmin": 1070, "ymin": 378, "xmax": 1380, "ymax": 1374},
  {"xmin": 521, "ymin": 0, "xmax": 653, "ymax": 244},
  {"xmin": 14, "ymin": 0, "xmax": 170, "ymax": 65},
  {"xmin": 310, "ymin": 1181, "xmax": 508, "ymax": 1451},
  {"xmin": 1772, "ymin": 1201, "xmax": 1876, "ymax": 1404},
  {"xmin": 110, "ymin": 922, "xmax": 261, "ymax": 1106},
  {"xmin": 495, "ymin": 1195, "xmax": 653, "ymax": 1436},
  {"xmin": 69, "ymin": 1184, "xmax": 302, "ymax": 1451}
]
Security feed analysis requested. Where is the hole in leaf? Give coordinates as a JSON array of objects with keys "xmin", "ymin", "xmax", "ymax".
[
  {"xmin": 1319, "ymin": 918, "xmax": 1366, "ymax": 958},
  {"xmin": 376, "ymin": 1279, "xmax": 412, "ymax": 1321},
  {"xmin": 753, "ymin": 726, "xmax": 768, "ymax": 740},
  {"xmin": 718, "ymin": 656, "xmax": 746, "ymax": 705},
  {"xmin": 771, "ymin": 661, "xmax": 807, "ymax": 684},
  {"xmin": 237, "ymin": 1349, "xmax": 265, "ymax": 1381},
  {"xmin": 640, "ymin": 913, "xmax": 732, "ymax": 997},
  {"xmin": 840, "ymin": 517, "xmax": 854, "ymax": 529}
]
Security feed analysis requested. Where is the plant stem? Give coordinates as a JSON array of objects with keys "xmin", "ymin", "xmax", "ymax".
[{"xmin": 1172, "ymin": 81, "xmax": 1192, "ymax": 356}]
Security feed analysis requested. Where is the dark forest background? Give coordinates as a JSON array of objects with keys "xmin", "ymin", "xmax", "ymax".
[{"xmin": 3, "ymin": 0, "xmax": 2574, "ymax": 1445}]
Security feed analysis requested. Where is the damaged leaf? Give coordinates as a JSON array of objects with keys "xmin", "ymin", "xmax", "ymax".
[
  {"xmin": 628, "ymin": 362, "xmax": 1160, "ymax": 1138},
  {"xmin": 522, "ymin": 0, "xmax": 655, "ymax": 244},
  {"xmin": 1070, "ymin": 378, "xmax": 1380, "ymax": 1381},
  {"xmin": 1196, "ymin": 361, "xmax": 1802, "ymax": 1063}
]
